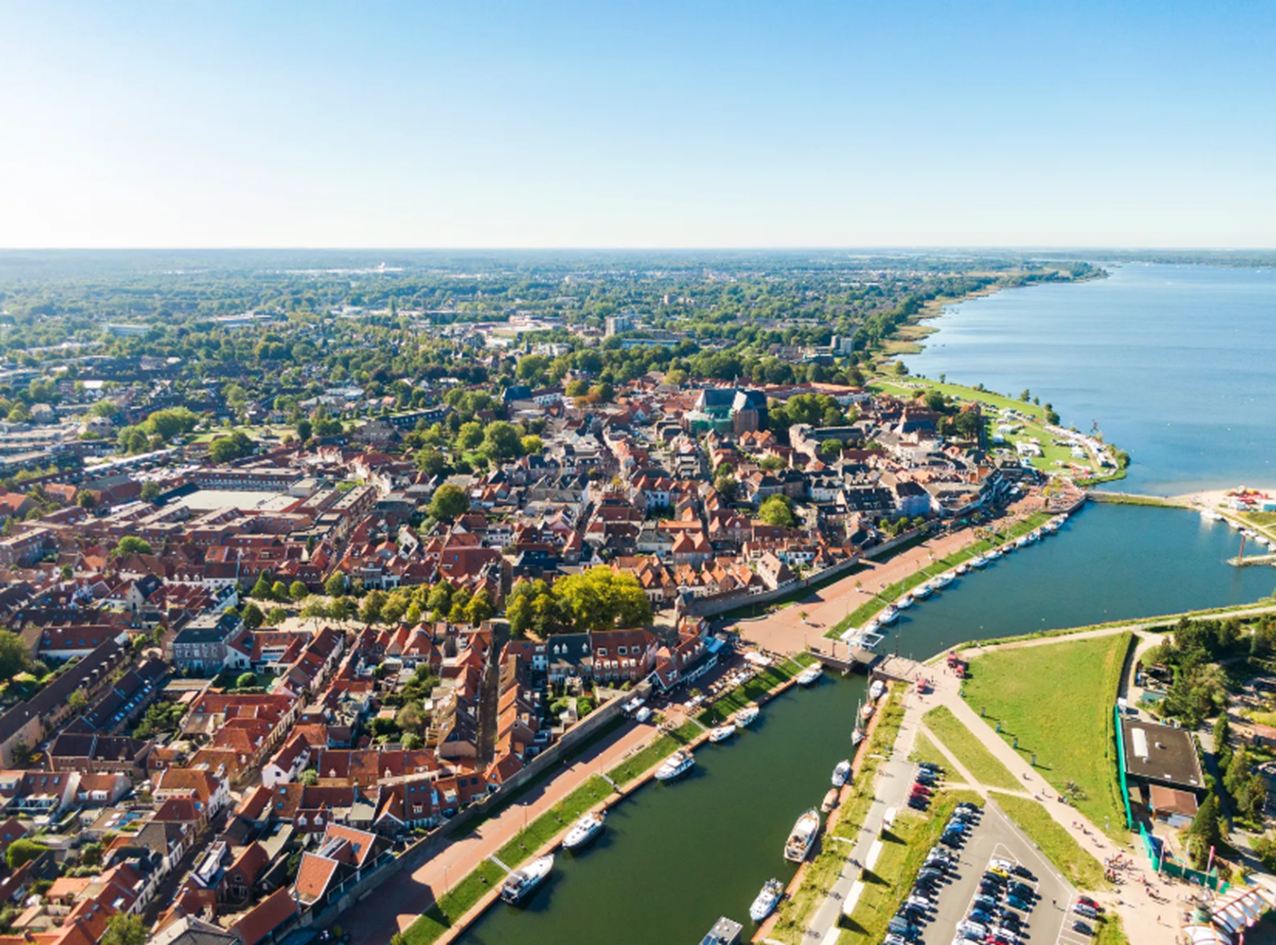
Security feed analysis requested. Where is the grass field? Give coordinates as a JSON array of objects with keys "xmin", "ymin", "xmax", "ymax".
[
  {"xmin": 830, "ymin": 513, "xmax": 1052, "ymax": 637},
  {"xmin": 922, "ymin": 705, "xmax": 1023, "ymax": 792},
  {"xmin": 1094, "ymin": 912, "xmax": 1130, "ymax": 945},
  {"xmin": 839, "ymin": 790, "xmax": 985, "ymax": 944},
  {"xmin": 992, "ymin": 792, "xmax": 1110, "ymax": 891},
  {"xmin": 962, "ymin": 633, "xmax": 1133, "ymax": 839},
  {"xmin": 869, "ymin": 377, "xmax": 1048, "ymax": 423},
  {"xmin": 400, "ymin": 858, "xmax": 508, "ymax": 945},
  {"xmin": 907, "ymin": 731, "xmax": 950, "ymax": 772},
  {"xmin": 607, "ymin": 720, "xmax": 701, "ymax": 787},
  {"xmin": 697, "ymin": 658, "xmax": 801, "ymax": 725},
  {"xmin": 494, "ymin": 775, "xmax": 613, "ymax": 867},
  {"xmin": 769, "ymin": 688, "xmax": 906, "ymax": 945}
]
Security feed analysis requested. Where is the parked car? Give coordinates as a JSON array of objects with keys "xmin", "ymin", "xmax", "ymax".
[
  {"xmin": 1012, "ymin": 864, "xmax": 1035, "ymax": 880},
  {"xmin": 1074, "ymin": 903, "xmax": 1098, "ymax": 919},
  {"xmin": 918, "ymin": 761, "xmax": 943, "ymax": 773},
  {"xmin": 1076, "ymin": 895, "xmax": 1101, "ymax": 911},
  {"xmin": 986, "ymin": 866, "xmax": 1010, "ymax": 880},
  {"xmin": 908, "ymin": 796, "xmax": 929, "ymax": 811},
  {"xmin": 1006, "ymin": 895, "xmax": 1032, "ymax": 912},
  {"xmin": 1073, "ymin": 921, "xmax": 1093, "ymax": 937}
]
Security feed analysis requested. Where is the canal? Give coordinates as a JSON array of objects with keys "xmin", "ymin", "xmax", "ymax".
[{"xmin": 457, "ymin": 502, "xmax": 1274, "ymax": 945}]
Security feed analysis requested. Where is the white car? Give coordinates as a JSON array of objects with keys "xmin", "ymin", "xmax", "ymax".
[
  {"xmin": 634, "ymin": 707, "xmax": 652, "ymax": 723},
  {"xmin": 990, "ymin": 858, "xmax": 1015, "ymax": 872}
]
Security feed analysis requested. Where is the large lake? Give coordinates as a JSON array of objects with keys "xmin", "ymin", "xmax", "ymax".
[{"xmin": 903, "ymin": 263, "xmax": 1276, "ymax": 495}]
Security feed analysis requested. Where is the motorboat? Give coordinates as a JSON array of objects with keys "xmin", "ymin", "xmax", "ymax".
[
  {"xmin": 851, "ymin": 727, "xmax": 865, "ymax": 746},
  {"xmin": 784, "ymin": 809, "xmax": 821, "ymax": 862},
  {"xmin": 655, "ymin": 749, "xmax": 695, "ymax": 782},
  {"xmin": 562, "ymin": 811, "xmax": 605, "ymax": 852},
  {"xmin": 955, "ymin": 563, "xmax": 970, "ymax": 575},
  {"xmin": 1015, "ymin": 536, "xmax": 1029, "ymax": 548},
  {"xmin": 821, "ymin": 789, "xmax": 839, "ymax": 813},
  {"xmin": 861, "ymin": 702, "xmax": 875, "ymax": 721},
  {"xmin": 935, "ymin": 572, "xmax": 955, "ymax": 587},
  {"xmin": 971, "ymin": 555, "xmax": 988, "ymax": 569},
  {"xmin": 500, "ymin": 854, "xmax": 554, "ymax": 904},
  {"xmin": 879, "ymin": 606, "xmax": 899, "ymax": 624},
  {"xmin": 1200, "ymin": 509, "xmax": 1223, "ymax": 522},
  {"xmin": 863, "ymin": 619, "xmax": 881, "ymax": 634},
  {"xmin": 831, "ymin": 759, "xmax": 852, "ymax": 787},
  {"xmin": 796, "ymin": 665, "xmax": 822, "ymax": 687},
  {"xmin": 896, "ymin": 594, "xmax": 914, "ymax": 610},
  {"xmin": 701, "ymin": 917, "xmax": 745, "ymax": 945},
  {"xmin": 869, "ymin": 679, "xmax": 886, "ymax": 701},
  {"xmin": 735, "ymin": 704, "xmax": 760, "ymax": 727},
  {"xmin": 914, "ymin": 583, "xmax": 933, "ymax": 599},
  {"xmin": 709, "ymin": 723, "xmax": 736, "ymax": 744},
  {"xmin": 749, "ymin": 878, "xmax": 785, "ymax": 922}
]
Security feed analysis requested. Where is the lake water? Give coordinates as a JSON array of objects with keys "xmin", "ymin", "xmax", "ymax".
[
  {"xmin": 456, "ymin": 263, "xmax": 1276, "ymax": 945},
  {"xmin": 903, "ymin": 263, "xmax": 1276, "ymax": 495}
]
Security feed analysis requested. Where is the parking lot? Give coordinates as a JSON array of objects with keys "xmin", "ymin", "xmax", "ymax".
[{"xmin": 917, "ymin": 801, "xmax": 1079, "ymax": 945}]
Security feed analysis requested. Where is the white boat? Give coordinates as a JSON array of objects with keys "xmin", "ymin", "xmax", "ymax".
[
  {"xmin": 1200, "ymin": 509, "xmax": 1223, "ymax": 522},
  {"xmin": 749, "ymin": 878, "xmax": 785, "ymax": 922},
  {"xmin": 869, "ymin": 679, "xmax": 886, "ymax": 701},
  {"xmin": 500, "ymin": 853, "xmax": 554, "ymax": 904},
  {"xmin": 879, "ymin": 606, "xmax": 899, "ymax": 624},
  {"xmin": 735, "ymin": 705, "xmax": 760, "ymax": 727},
  {"xmin": 955, "ymin": 563, "xmax": 970, "ymax": 575},
  {"xmin": 971, "ymin": 555, "xmax": 988, "ymax": 569},
  {"xmin": 861, "ymin": 702, "xmax": 875, "ymax": 721},
  {"xmin": 709, "ymin": 723, "xmax": 736, "ymax": 744},
  {"xmin": 1015, "ymin": 536, "xmax": 1029, "ymax": 548},
  {"xmin": 655, "ymin": 749, "xmax": 695, "ymax": 782},
  {"xmin": 863, "ymin": 619, "xmax": 881, "ymax": 634},
  {"xmin": 851, "ymin": 727, "xmax": 865, "ymax": 746},
  {"xmin": 935, "ymin": 572, "xmax": 955, "ymax": 587},
  {"xmin": 914, "ymin": 583, "xmax": 933, "ymax": 599},
  {"xmin": 896, "ymin": 594, "xmax": 914, "ymax": 610},
  {"xmin": 784, "ymin": 809, "xmax": 821, "ymax": 862},
  {"xmin": 821, "ymin": 788, "xmax": 839, "ymax": 813},
  {"xmin": 562, "ymin": 811, "xmax": 605, "ymax": 852},
  {"xmin": 831, "ymin": 759, "xmax": 852, "ymax": 787},
  {"xmin": 796, "ymin": 665, "xmax": 822, "ymax": 687}
]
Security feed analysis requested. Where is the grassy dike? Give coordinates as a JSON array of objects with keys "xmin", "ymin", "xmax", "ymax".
[
  {"xmin": 829, "ymin": 512, "xmax": 1052, "ymax": 638},
  {"xmin": 838, "ymin": 789, "xmax": 985, "ymax": 944},
  {"xmin": 922, "ymin": 705, "xmax": 1022, "ymax": 792},
  {"xmin": 991, "ymin": 792, "xmax": 1111, "ymax": 891},
  {"xmin": 767, "ymin": 688, "xmax": 906, "ymax": 945}
]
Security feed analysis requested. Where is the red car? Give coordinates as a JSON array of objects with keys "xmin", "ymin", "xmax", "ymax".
[
  {"xmin": 1076, "ymin": 896, "xmax": 1102, "ymax": 911},
  {"xmin": 911, "ymin": 784, "xmax": 932, "ymax": 796}
]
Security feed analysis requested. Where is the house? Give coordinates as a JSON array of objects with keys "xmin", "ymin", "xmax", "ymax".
[
  {"xmin": 231, "ymin": 887, "xmax": 299, "ymax": 945},
  {"xmin": 170, "ymin": 612, "xmax": 247, "ymax": 672}
]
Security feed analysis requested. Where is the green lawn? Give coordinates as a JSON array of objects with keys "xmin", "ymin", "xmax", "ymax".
[
  {"xmin": 922, "ymin": 705, "xmax": 1022, "ymax": 792},
  {"xmin": 992, "ymin": 792, "xmax": 1111, "ymax": 891},
  {"xmin": 907, "ymin": 731, "xmax": 950, "ymax": 772},
  {"xmin": 400, "ymin": 859, "xmax": 508, "ymax": 945},
  {"xmin": 869, "ymin": 376, "xmax": 1048, "ymax": 423},
  {"xmin": 830, "ymin": 513, "xmax": 1051, "ymax": 637},
  {"xmin": 962, "ymin": 633, "xmax": 1133, "ymax": 839},
  {"xmin": 697, "ymin": 659, "xmax": 800, "ymax": 724},
  {"xmin": 494, "ymin": 775, "xmax": 612, "ymax": 867},
  {"xmin": 840, "ymin": 790, "xmax": 985, "ymax": 945},
  {"xmin": 606, "ymin": 721, "xmax": 701, "ymax": 787}
]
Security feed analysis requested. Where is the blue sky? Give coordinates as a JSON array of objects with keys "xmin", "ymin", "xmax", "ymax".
[{"xmin": 2, "ymin": 1, "xmax": 1273, "ymax": 248}]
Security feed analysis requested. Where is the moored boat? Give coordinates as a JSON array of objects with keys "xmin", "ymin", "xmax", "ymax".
[
  {"xmin": 861, "ymin": 702, "xmax": 875, "ymax": 721},
  {"xmin": 879, "ymin": 606, "xmax": 899, "ymax": 624},
  {"xmin": 796, "ymin": 665, "xmax": 822, "ymax": 686},
  {"xmin": 935, "ymin": 572, "xmax": 955, "ymax": 587},
  {"xmin": 896, "ymin": 594, "xmax": 914, "ymax": 610},
  {"xmin": 851, "ymin": 727, "xmax": 865, "ymax": 746},
  {"xmin": 709, "ymin": 723, "xmax": 736, "ymax": 743},
  {"xmin": 914, "ymin": 583, "xmax": 933, "ymax": 599},
  {"xmin": 869, "ymin": 679, "xmax": 885, "ymax": 701},
  {"xmin": 821, "ymin": 788, "xmax": 839, "ymax": 813},
  {"xmin": 955, "ymin": 562, "xmax": 970, "ymax": 575},
  {"xmin": 831, "ymin": 759, "xmax": 851, "ymax": 786},
  {"xmin": 783, "ymin": 809, "xmax": 821, "ymax": 862},
  {"xmin": 735, "ymin": 704, "xmax": 760, "ymax": 727},
  {"xmin": 655, "ymin": 749, "xmax": 695, "ymax": 781},
  {"xmin": 971, "ymin": 555, "xmax": 988, "ymax": 569},
  {"xmin": 500, "ymin": 854, "xmax": 554, "ymax": 904},
  {"xmin": 562, "ymin": 811, "xmax": 605, "ymax": 852},
  {"xmin": 749, "ymin": 878, "xmax": 785, "ymax": 922},
  {"xmin": 863, "ymin": 619, "xmax": 881, "ymax": 634}
]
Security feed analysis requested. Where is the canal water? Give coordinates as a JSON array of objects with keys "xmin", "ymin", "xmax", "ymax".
[
  {"xmin": 459, "ymin": 264, "xmax": 1276, "ymax": 944},
  {"xmin": 902, "ymin": 263, "xmax": 1276, "ymax": 495},
  {"xmin": 459, "ymin": 508, "xmax": 1274, "ymax": 945}
]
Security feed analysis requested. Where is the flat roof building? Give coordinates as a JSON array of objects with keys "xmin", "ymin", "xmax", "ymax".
[{"xmin": 1120, "ymin": 716, "xmax": 1205, "ymax": 793}]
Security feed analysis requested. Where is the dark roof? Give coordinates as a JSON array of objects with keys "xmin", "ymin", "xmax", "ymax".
[
  {"xmin": 0, "ymin": 637, "xmax": 124, "ymax": 744},
  {"xmin": 1121, "ymin": 717, "xmax": 1204, "ymax": 791}
]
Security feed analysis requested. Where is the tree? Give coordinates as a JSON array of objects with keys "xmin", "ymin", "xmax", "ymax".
[
  {"xmin": 289, "ymin": 581, "xmax": 309, "ymax": 602},
  {"xmin": 0, "ymin": 631, "xmax": 28, "ymax": 679},
  {"xmin": 520, "ymin": 435, "xmax": 544, "ymax": 455},
  {"xmin": 1186, "ymin": 793, "xmax": 1225, "ymax": 867},
  {"xmin": 1214, "ymin": 713, "xmax": 1231, "ymax": 751},
  {"xmin": 100, "ymin": 915, "xmax": 148, "ymax": 945},
  {"xmin": 298, "ymin": 769, "xmax": 319, "ymax": 786},
  {"xmin": 68, "ymin": 689, "xmax": 88, "ymax": 711},
  {"xmin": 481, "ymin": 421, "xmax": 523, "ymax": 462},
  {"xmin": 759, "ymin": 495, "xmax": 796, "ymax": 527},
  {"xmin": 429, "ymin": 483, "xmax": 468, "ymax": 522},
  {"xmin": 954, "ymin": 409, "xmax": 982, "ymax": 439},
  {"xmin": 714, "ymin": 475, "xmax": 739, "ymax": 501},
  {"xmin": 76, "ymin": 490, "xmax": 96, "ymax": 510},
  {"xmin": 240, "ymin": 602, "xmax": 265, "ymax": 629},
  {"xmin": 296, "ymin": 418, "xmax": 313, "ymax": 442},
  {"xmin": 465, "ymin": 589, "xmax": 494, "ymax": 625},
  {"xmin": 381, "ymin": 595, "xmax": 408, "ymax": 626},
  {"xmin": 818, "ymin": 439, "xmax": 843, "ymax": 458},
  {"xmin": 250, "ymin": 572, "xmax": 273, "ymax": 599},
  {"xmin": 140, "ymin": 481, "xmax": 161, "ymax": 502},
  {"xmin": 236, "ymin": 672, "xmax": 258, "ymax": 690},
  {"xmin": 6, "ymin": 838, "xmax": 49, "ymax": 871},
  {"xmin": 515, "ymin": 354, "xmax": 550, "ymax": 385},
  {"xmin": 329, "ymin": 596, "xmax": 357, "ymax": 621},
  {"xmin": 414, "ymin": 448, "xmax": 446, "ymax": 477},
  {"xmin": 271, "ymin": 581, "xmax": 289, "ymax": 601},
  {"xmin": 112, "ymin": 536, "xmax": 153, "ymax": 557},
  {"xmin": 360, "ymin": 590, "xmax": 388, "ymax": 625},
  {"xmin": 324, "ymin": 573, "xmax": 348, "ymax": 597},
  {"xmin": 552, "ymin": 567, "xmax": 651, "ymax": 633}
]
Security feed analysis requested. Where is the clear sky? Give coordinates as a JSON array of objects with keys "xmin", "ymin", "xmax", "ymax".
[{"xmin": 2, "ymin": 1, "xmax": 1274, "ymax": 249}]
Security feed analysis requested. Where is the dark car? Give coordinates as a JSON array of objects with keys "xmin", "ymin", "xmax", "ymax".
[
  {"xmin": 941, "ymin": 833, "xmax": 963, "ymax": 848},
  {"xmin": 1012, "ymin": 864, "xmax": 1035, "ymax": 880},
  {"xmin": 956, "ymin": 801, "xmax": 978, "ymax": 811},
  {"xmin": 979, "ymin": 882, "xmax": 1001, "ymax": 897},
  {"xmin": 1006, "ymin": 896, "xmax": 1031, "ymax": 912},
  {"xmin": 918, "ymin": 761, "xmax": 942, "ymax": 773},
  {"xmin": 1009, "ymin": 882, "xmax": 1033, "ymax": 898},
  {"xmin": 999, "ymin": 912, "xmax": 1022, "ymax": 929},
  {"xmin": 1073, "ymin": 921, "xmax": 1093, "ymax": 936},
  {"xmin": 908, "ymin": 796, "xmax": 929, "ymax": 811},
  {"xmin": 968, "ymin": 909, "xmax": 993, "ymax": 926}
]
